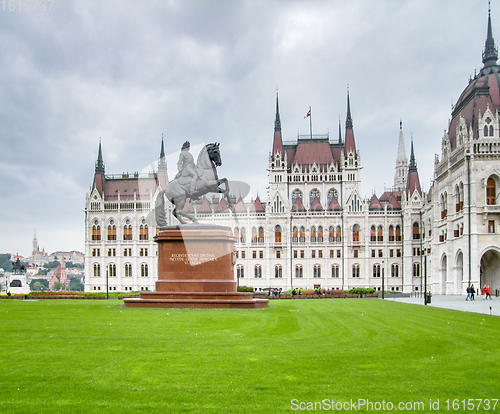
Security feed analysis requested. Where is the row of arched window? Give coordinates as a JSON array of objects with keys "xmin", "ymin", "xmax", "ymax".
[
  {"xmin": 235, "ymin": 224, "xmax": 408, "ymax": 244},
  {"xmin": 291, "ymin": 188, "xmax": 339, "ymax": 206},
  {"xmin": 235, "ymin": 263, "xmax": 409, "ymax": 278},
  {"xmin": 92, "ymin": 263, "xmax": 149, "ymax": 278},
  {"xmin": 91, "ymin": 219, "xmax": 149, "ymax": 241}
]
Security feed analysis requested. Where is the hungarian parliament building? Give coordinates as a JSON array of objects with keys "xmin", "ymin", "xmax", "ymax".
[{"xmin": 85, "ymin": 13, "xmax": 500, "ymax": 295}]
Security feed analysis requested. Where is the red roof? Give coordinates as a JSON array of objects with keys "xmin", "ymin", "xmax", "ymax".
[
  {"xmin": 293, "ymin": 141, "xmax": 334, "ymax": 166},
  {"xmin": 369, "ymin": 194, "xmax": 383, "ymax": 211},
  {"xmin": 309, "ymin": 196, "xmax": 323, "ymax": 211},
  {"xmin": 250, "ymin": 196, "xmax": 265, "ymax": 212},
  {"xmin": 387, "ymin": 194, "xmax": 401, "ymax": 210},
  {"xmin": 233, "ymin": 197, "xmax": 247, "ymax": 213},
  {"xmin": 406, "ymin": 171, "xmax": 422, "ymax": 196},
  {"xmin": 215, "ymin": 198, "xmax": 229, "ymax": 213},
  {"xmin": 182, "ymin": 199, "xmax": 193, "ymax": 213},
  {"xmin": 197, "ymin": 197, "xmax": 212, "ymax": 213},
  {"xmin": 292, "ymin": 197, "xmax": 306, "ymax": 212},
  {"xmin": 104, "ymin": 176, "xmax": 158, "ymax": 201},
  {"xmin": 327, "ymin": 195, "xmax": 341, "ymax": 211}
]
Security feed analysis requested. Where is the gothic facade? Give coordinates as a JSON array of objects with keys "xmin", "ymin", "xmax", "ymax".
[{"xmin": 84, "ymin": 12, "xmax": 500, "ymax": 295}]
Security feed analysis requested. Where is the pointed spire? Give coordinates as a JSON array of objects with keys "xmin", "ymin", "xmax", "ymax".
[
  {"xmin": 408, "ymin": 135, "xmax": 417, "ymax": 172},
  {"xmin": 95, "ymin": 138, "xmax": 105, "ymax": 174},
  {"xmin": 346, "ymin": 87, "xmax": 353, "ymax": 129},
  {"xmin": 274, "ymin": 89, "xmax": 281, "ymax": 132},
  {"xmin": 344, "ymin": 87, "xmax": 356, "ymax": 155},
  {"xmin": 160, "ymin": 134, "xmax": 165, "ymax": 159},
  {"xmin": 338, "ymin": 116, "xmax": 342, "ymax": 143},
  {"xmin": 483, "ymin": 1, "xmax": 498, "ymax": 67},
  {"xmin": 272, "ymin": 90, "xmax": 283, "ymax": 156},
  {"xmin": 394, "ymin": 120, "xmax": 408, "ymax": 191}
]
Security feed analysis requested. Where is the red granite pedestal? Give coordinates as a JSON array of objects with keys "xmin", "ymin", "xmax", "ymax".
[{"xmin": 123, "ymin": 225, "xmax": 268, "ymax": 309}]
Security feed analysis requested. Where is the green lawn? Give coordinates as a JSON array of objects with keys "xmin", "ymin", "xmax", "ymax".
[{"xmin": 0, "ymin": 299, "xmax": 498, "ymax": 413}]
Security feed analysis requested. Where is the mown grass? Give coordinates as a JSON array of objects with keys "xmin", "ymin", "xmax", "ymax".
[{"xmin": 0, "ymin": 299, "xmax": 498, "ymax": 413}]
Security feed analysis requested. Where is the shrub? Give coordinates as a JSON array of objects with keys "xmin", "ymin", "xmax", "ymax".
[
  {"xmin": 347, "ymin": 288, "xmax": 376, "ymax": 295},
  {"xmin": 237, "ymin": 286, "xmax": 254, "ymax": 292}
]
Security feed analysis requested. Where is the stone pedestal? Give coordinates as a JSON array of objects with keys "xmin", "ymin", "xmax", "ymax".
[{"xmin": 124, "ymin": 225, "xmax": 268, "ymax": 309}]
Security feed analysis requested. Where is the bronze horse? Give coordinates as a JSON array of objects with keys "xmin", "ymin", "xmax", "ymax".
[{"xmin": 155, "ymin": 143, "xmax": 231, "ymax": 226}]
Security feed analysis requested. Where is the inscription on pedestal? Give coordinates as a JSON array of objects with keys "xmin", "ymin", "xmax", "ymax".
[{"xmin": 169, "ymin": 253, "xmax": 218, "ymax": 266}]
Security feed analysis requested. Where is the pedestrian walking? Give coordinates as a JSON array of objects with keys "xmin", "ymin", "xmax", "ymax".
[
  {"xmin": 471, "ymin": 284, "xmax": 476, "ymax": 300},
  {"xmin": 486, "ymin": 286, "xmax": 492, "ymax": 300},
  {"xmin": 466, "ymin": 285, "xmax": 471, "ymax": 301}
]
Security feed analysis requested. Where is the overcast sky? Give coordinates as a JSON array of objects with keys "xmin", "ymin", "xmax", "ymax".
[{"xmin": 0, "ymin": 0, "xmax": 494, "ymax": 257}]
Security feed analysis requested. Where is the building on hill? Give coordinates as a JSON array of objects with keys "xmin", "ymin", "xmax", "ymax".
[{"xmin": 84, "ymin": 9, "xmax": 500, "ymax": 295}]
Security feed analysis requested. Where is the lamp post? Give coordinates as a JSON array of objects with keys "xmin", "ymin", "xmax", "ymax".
[
  {"xmin": 466, "ymin": 150, "xmax": 472, "ymax": 289},
  {"xmin": 106, "ymin": 268, "xmax": 109, "ymax": 300},
  {"xmin": 382, "ymin": 260, "xmax": 385, "ymax": 299}
]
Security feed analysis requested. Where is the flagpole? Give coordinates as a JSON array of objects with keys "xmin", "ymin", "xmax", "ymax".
[{"xmin": 309, "ymin": 106, "xmax": 312, "ymax": 139}]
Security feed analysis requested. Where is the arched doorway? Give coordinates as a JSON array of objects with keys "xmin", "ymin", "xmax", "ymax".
[
  {"xmin": 480, "ymin": 249, "xmax": 500, "ymax": 293},
  {"xmin": 441, "ymin": 255, "xmax": 447, "ymax": 294}
]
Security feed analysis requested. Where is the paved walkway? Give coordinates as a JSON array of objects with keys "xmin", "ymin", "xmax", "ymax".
[{"xmin": 384, "ymin": 294, "xmax": 499, "ymax": 316}]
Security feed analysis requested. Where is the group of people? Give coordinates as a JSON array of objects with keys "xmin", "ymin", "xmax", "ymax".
[
  {"xmin": 466, "ymin": 284, "xmax": 493, "ymax": 300},
  {"xmin": 268, "ymin": 288, "xmax": 282, "ymax": 298}
]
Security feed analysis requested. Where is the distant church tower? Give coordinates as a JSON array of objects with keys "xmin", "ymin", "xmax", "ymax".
[
  {"xmin": 394, "ymin": 121, "xmax": 408, "ymax": 191},
  {"xmin": 32, "ymin": 231, "xmax": 39, "ymax": 255}
]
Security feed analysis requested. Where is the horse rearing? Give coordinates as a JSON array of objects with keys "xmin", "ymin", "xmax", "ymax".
[{"xmin": 155, "ymin": 143, "xmax": 231, "ymax": 226}]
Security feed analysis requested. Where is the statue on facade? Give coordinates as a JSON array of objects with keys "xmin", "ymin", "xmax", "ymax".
[{"xmin": 155, "ymin": 142, "xmax": 231, "ymax": 226}]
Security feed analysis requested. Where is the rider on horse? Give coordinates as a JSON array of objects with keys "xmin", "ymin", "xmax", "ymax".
[{"xmin": 175, "ymin": 141, "xmax": 200, "ymax": 197}]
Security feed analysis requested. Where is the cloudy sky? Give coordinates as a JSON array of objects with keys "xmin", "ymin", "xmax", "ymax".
[{"xmin": 0, "ymin": 0, "xmax": 494, "ymax": 256}]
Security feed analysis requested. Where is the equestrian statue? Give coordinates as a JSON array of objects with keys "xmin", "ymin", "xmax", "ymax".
[{"xmin": 155, "ymin": 141, "xmax": 232, "ymax": 226}]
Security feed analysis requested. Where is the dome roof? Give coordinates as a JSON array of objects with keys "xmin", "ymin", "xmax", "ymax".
[{"xmin": 449, "ymin": 9, "xmax": 500, "ymax": 150}]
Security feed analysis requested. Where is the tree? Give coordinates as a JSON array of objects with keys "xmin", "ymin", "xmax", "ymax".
[
  {"xmin": 30, "ymin": 278, "xmax": 49, "ymax": 291},
  {"xmin": 52, "ymin": 281, "xmax": 64, "ymax": 291},
  {"xmin": 0, "ymin": 254, "xmax": 13, "ymax": 272},
  {"xmin": 69, "ymin": 278, "xmax": 84, "ymax": 292},
  {"xmin": 43, "ymin": 261, "xmax": 60, "ymax": 270}
]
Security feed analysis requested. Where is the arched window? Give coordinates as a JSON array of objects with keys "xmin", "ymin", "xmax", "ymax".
[
  {"xmin": 108, "ymin": 263, "xmax": 116, "ymax": 277},
  {"xmin": 237, "ymin": 265, "xmax": 244, "ymax": 279},
  {"xmin": 254, "ymin": 265, "xmax": 262, "ymax": 278},
  {"xmin": 413, "ymin": 263, "xmax": 420, "ymax": 277},
  {"xmin": 258, "ymin": 227, "xmax": 264, "ymax": 243},
  {"xmin": 309, "ymin": 189, "xmax": 320, "ymax": 205},
  {"xmin": 377, "ymin": 225, "xmax": 383, "ymax": 242},
  {"xmin": 490, "ymin": 125, "xmax": 494, "ymax": 137},
  {"xmin": 484, "ymin": 125, "xmax": 489, "ymax": 137},
  {"xmin": 93, "ymin": 263, "xmax": 100, "ymax": 277},
  {"xmin": 413, "ymin": 222, "xmax": 420, "ymax": 240},
  {"xmin": 140, "ymin": 220, "xmax": 149, "ymax": 240},
  {"xmin": 299, "ymin": 226, "xmax": 305, "ymax": 243},
  {"xmin": 455, "ymin": 185, "xmax": 461, "ymax": 212},
  {"xmin": 251, "ymin": 227, "xmax": 257, "ymax": 243},
  {"xmin": 274, "ymin": 225, "xmax": 282, "ymax": 243},
  {"xmin": 352, "ymin": 264, "xmax": 360, "ymax": 277},
  {"xmin": 487, "ymin": 177, "xmax": 496, "ymax": 205},
  {"xmin": 327, "ymin": 188, "xmax": 338, "ymax": 206},
  {"xmin": 92, "ymin": 221, "xmax": 101, "ymax": 241},
  {"xmin": 313, "ymin": 265, "xmax": 321, "ymax": 278},
  {"xmin": 123, "ymin": 220, "xmax": 132, "ymax": 241},
  {"xmin": 441, "ymin": 193, "xmax": 448, "ymax": 219},
  {"xmin": 108, "ymin": 221, "xmax": 116, "ymax": 241},
  {"xmin": 292, "ymin": 226, "xmax": 298, "ymax": 243},
  {"xmin": 234, "ymin": 227, "xmax": 239, "ymax": 240},
  {"xmin": 336, "ymin": 226, "xmax": 341, "ymax": 242},
  {"xmin": 311, "ymin": 226, "xmax": 317, "ymax": 243},
  {"xmin": 391, "ymin": 264, "xmax": 399, "ymax": 277},
  {"xmin": 317, "ymin": 226, "xmax": 323, "ymax": 242},
  {"xmin": 396, "ymin": 225, "xmax": 401, "ymax": 242},
  {"xmin": 295, "ymin": 265, "xmax": 303, "ymax": 278},
  {"xmin": 141, "ymin": 264, "xmax": 148, "ymax": 277},
  {"xmin": 370, "ymin": 225, "xmax": 376, "ymax": 242},
  {"xmin": 331, "ymin": 264, "xmax": 339, "ymax": 278},
  {"xmin": 275, "ymin": 265, "xmax": 282, "ymax": 278},
  {"xmin": 389, "ymin": 225, "xmax": 395, "ymax": 242},
  {"xmin": 373, "ymin": 264, "xmax": 381, "ymax": 278},
  {"xmin": 352, "ymin": 224, "xmax": 360, "ymax": 242},
  {"xmin": 240, "ymin": 227, "xmax": 246, "ymax": 243},
  {"xmin": 292, "ymin": 189, "xmax": 303, "ymax": 205},
  {"xmin": 329, "ymin": 226, "xmax": 335, "ymax": 242},
  {"xmin": 124, "ymin": 263, "xmax": 132, "ymax": 277},
  {"xmin": 459, "ymin": 183, "xmax": 464, "ymax": 211}
]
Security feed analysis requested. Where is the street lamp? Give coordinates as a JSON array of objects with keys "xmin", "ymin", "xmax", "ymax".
[{"xmin": 382, "ymin": 260, "xmax": 385, "ymax": 300}]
